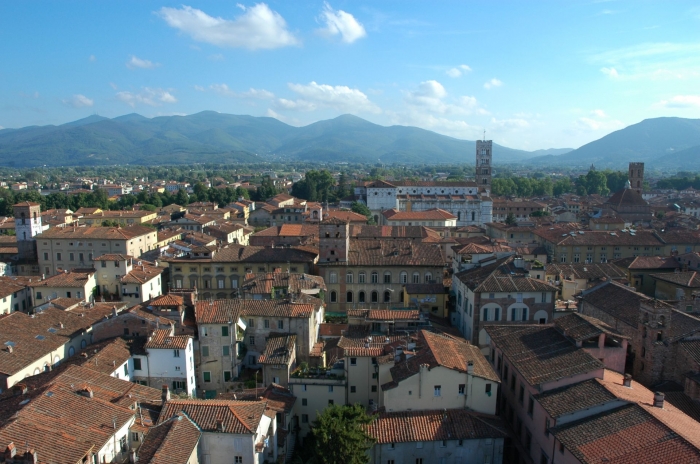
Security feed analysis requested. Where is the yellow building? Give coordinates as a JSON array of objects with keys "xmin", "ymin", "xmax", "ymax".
[
  {"xmin": 402, "ymin": 283, "xmax": 449, "ymax": 317},
  {"xmin": 81, "ymin": 210, "xmax": 158, "ymax": 227}
]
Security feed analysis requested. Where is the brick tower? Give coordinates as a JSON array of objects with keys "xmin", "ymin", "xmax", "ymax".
[
  {"xmin": 629, "ymin": 162, "xmax": 644, "ymax": 195},
  {"xmin": 476, "ymin": 138, "xmax": 493, "ymax": 195}
]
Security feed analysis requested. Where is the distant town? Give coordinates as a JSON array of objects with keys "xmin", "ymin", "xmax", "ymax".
[{"xmin": 0, "ymin": 140, "xmax": 700, "ymax": 464}]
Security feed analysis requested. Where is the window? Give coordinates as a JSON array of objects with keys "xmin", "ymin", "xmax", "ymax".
[
  {"xmin": 440, "ymin": 440, "xmax": 447, "ymax": 448},
  {"xmin": 371, "ymin": 385, "xmax": 377, "ymax": 392},
  {"xmin": 278, "ymin": 320, "xmax": 284, "ymax": 330},
  {"xmin": 328, "ymin": 386, "xmax": 334, "ymax": 393},
  {"xmin": 525, "ymin": 429, "xmax": 532, "ymax": 451},
  {"xmin": 371, "ymin": 271, "xmax": 378, "ymax": 283},
  {"xmin": 224, "ymin": 371, "xmax": 232, "ymax": 382},
  {"xmin": 510, "ymin": 373, "xmax": 516, "ymax": 391},
  {"xmin": 56, "ymin": 252, "xmax": 62, "ymax": 261},
  {"xmin": 132, "ymin": 432, "xmax": 140, "ymax": 442},
  {"xmin": 203, "ymin": 371, "xmax": 211, "ymax": 382},
  {"xmin": 133, "ymin": 358, "xmax": 142, "ymax": 370},
  {"xmin": 416, "ymin": 459, "xmax": 423, "ymax": 464},
  {"xmin": 328, "ymin": 399, "xmax": 334, "ymax": 405},
  {"xmin": 359, "ymin": 291, "xmax": 366, "ymax": 303},
  {"xmin": 249, "ymin": 336, "xmax": 255, "ymax": 346},
  {"xmin": 302, "ymin": 414, "xmax": 309, "ymax": 423},
  {"xmin": 412, "ymin": 272, "xmax": 420, "ymax": 283},
  {"xmin": 482, "ymin": 307, "xmax": 489, "ymax": 321},
  {"xmin": 424, "ymin": 272, "xmax": 432, "ymax": 283},
  {"xmin": 329, "ymin": 272, "xmax": 337, "ymax": 283},
  {"xmin": 384, "ymin": 290, "xmax": 391, "ymax": 303},
  {"xmin": 384, "ymin": 272, "xmax": 391, "ymax": 284},
  {"xmin": 201, "ymin": 346, "xmax": 209, "ymax": 357},
  {"xmin": 235, "ymin": 457, "xmax": 243, "ymax": 464},
  {"xmin": 302, "ymin": 398, "xmax": 307, "ymax": 406},
  {"xmin": 330, "ymin": 291, "xmax": 337, "ymax": 303},
  {"xmin": 371, "ymin": 291, "xmax": 378, "ymax": 303},
  {"xmin": 221, "ymin": 326, "xmax": 229, "ymax": 337},
  {"xmin": 541, "ymin": 451, "xmax": 549, "ymax": 464},
  {"xmin": 173, "ymin": 349, "xmax": 180, "ymax": 358},
  {"xmin": 350, "ymin": 357, "xmax": 357, "ymax": 366},
  {"xmin": 519, "ymin": 385, "xmax": 524, "ymax": 404},
  {"xmin": 485, "ymin": 383, "xmax": 492, "ymax": 395},
  {"xmin": 351, "ymin": 386, "xmax": 356, "ymax": 393},
  {"xmin": 358, "ymin": 272, "xmax": 366, "ymax": 283},
  {"xmin": 223, "ymin": 346, "xmax": 230, "ymax": 357},
  {"xmin": 400, "ymin": 271, "xmax": 407, "ymax": 283},
  {"xmin": 545, "ymin": 418, "xmax": 551, "ymax": 437},
  {"xmin": 264, "ymin": 319, "xmax": 270, "ymax": 328},
  {"xmin": 528, "ymin": 396, "xmax": 534, "ymax": 416},
  {"xmin": 346, "ymin": 291, "xmax": 353, "ymax": 303},
  {"xmin": 458, "ymin": 384, "xmax": 465, "ymax": 395},
  {"xmin": 346, "ymin": 272, "xmax": 353, "ymax": 283},
  {"xmin": 248, "ymin": 318, "xmax": 254, "ymax": 328},
  {"xmin": 434, "ymin": 385, "xmax": 441, "ymax": 397}
]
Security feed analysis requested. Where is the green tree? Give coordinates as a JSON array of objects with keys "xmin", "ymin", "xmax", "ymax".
[
  {"xmin": 308, "ymin": 404, "xmax": 375, "ymax": 464},
  {"xmin": 350, "ymin": 201, "xmax": 375, "ymax": 224},
  {"xmin": 505, "ymin": 212, "xmax": 516, "ymax": 225}
]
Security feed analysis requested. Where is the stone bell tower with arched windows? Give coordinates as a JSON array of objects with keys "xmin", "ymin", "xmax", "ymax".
[
  {"xmin": 475, "ymin": 138, "xmax": 493, "ymax": 195},
  {"xmin": 14, "ymin": 201, "xmax": 42, "ymax": 261},
  {"xmin": 629, "ymin": 162, "xmax": 644, "ymax": 195}
]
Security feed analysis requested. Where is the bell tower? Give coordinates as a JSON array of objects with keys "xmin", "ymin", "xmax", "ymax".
[
  {"xmin": 13, "ymin": 201, "xmax": 42, "ymax": 261},
  {"xmin": 475, "ymin": 136, "xmax": 493, "ymax": 195},
  {"xmin": 629, "ymin": 162, "xmax": 644, "ymax": 195},
  {"xmin": 319, "ymin": 217, "xmax": 349, "ymax": 263}
]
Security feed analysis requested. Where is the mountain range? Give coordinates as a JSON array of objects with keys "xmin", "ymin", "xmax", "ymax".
[
  {"xmin": 0, "ymin": 112, "xmax": 566, "ymax": 167},
  {"xmin": 0, "ymin": 112, "xmax": 698, "ymax": 169}
]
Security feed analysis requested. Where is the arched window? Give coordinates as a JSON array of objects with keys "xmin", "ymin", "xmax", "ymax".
[
  {"xmin": 20, "ymin": 212, "xmax": 25, "ymax": 225},
  {"xmin": 521, "ymin": 308, "xmax": 529, "ymax": 321},
  {"xmin": 329, "ymin": 272, "xmax": 338, "ymax": 284},
  {"xmin": 371, "ymin": 271, "xmax": 378, "ymax": 283},
  {"xmin": 384, "ymin": 291, "xmax": 391, "ymax": 303},
  {"xmin": 359, "ymin": 272, "xmax": 366, "ymax": 283},
  {"xmin": 412, "ymin": 272, "xmax": 420, "ymax": 284},
  {"xmin": 346, "ymin": 272, "xmax": 353, "ymax": 284},
  {"xmin": 371, "ymin": 291, "xmax": 378, "ymax": 303},
  {"xmin": 494, "ymin": 307, "xmax": 501, "ymax": 321},
  {"xmin": 482, "ymin": 307, "xmax": 489, "ymax": 321},
  {"xmin": 424, "ymin": 272, "xmax": 433, "ymax": 283},
  {"xmin": 68, "ymin": 346, "xmax": 75, "ymax": 357},
  {"xmin": 457, "ymin": 211, "xmax": 461, "ymax": 221},
  {"xmin": 400, "ymin": 271, "xmax": 408, "ymax": 284},
  {"xmin": 471, "ymin": 211, "xmax": 475, "ymax": 221},
  {"xmin": 330, "ymin": 291, "xmax": 337, "ymax": 303},
  {"xmin": 359, "ymin": 291, "xmax": 366, "ymax": 303},
  {"xmin": 346, "ymin": 291, "xmax": 353, "ymax": 303},
  {"xmin": 80, "ymin": 339, "xmax": 87, "ymax": 349},
  {"xmin": 384, "ymin": 272, "xmax": 392, "ymax": 284}
]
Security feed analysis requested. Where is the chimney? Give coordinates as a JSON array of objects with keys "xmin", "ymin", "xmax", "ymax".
[
  {"xmin": 161, "ymin": 385, "xmax": 170, "ymax": 402},
  {"xmin": 467, "ymin": 361, "xmax": 474, "ymax": 375},
  {"xmin": 12, "ymin": 384, "xmax": 27, "ymax": 396},
  {"xmin": 4, "ymin": 442, "xmax": 16, "ymax": 460},
  {"xmin": 216, "ymin": 419, "xmax": 225, "ymax": 432},
  {"xmin": 653, "ymin": 392, "xmax": 665, "ymax": 408},
  {"xmin": 129, "ymin": 448, "xmax": 137, "ymax": 463},
  {"xmin": 23, "ymin": 449, "xmax": 38, "ymax": 464},
  {"xmin": 623, "ymin": 374, "xmax": 632, "ymax": 387},
  {"xmin": 6, "ymin": 345, "xmax": 13, "ymax": 354}
]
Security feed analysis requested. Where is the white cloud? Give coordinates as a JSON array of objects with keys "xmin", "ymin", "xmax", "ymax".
[
  {"xmin": 483, "ymin": 78, "xmax": 503, "ymax": 89},
  {"xmin": 274, "ymin": 98, "xmax": 317, "ymax": 112},
  {"xmin": 126, "ymin": 55, "xmax": 160, "ymax": 69},
  {"xmin": 600, "ymin": 67, "xmax": 619, "ymax": 78},
  {"xmin": 591, "ymin": 109, "xmax": 607, "ymax": 117},
  {"xmin": 157, "ymin": 4, "xmax": 299, "ymax": 50},
  {"xmin": 109, "ymin": 82, "xmax": 118, "ymax": 90},
  {"xmin": 285, "ymin": 81, "xmax": 380, "ymax": 113},
  {"xmin": 194, "ymin": 85, "xmax": 206, "ymax": 92},
  {"xmin": 404, "ymin": 80, "xmax": 481, "ymax": 115},
  {"xmin": 62, "ymin": 94, "xmax": 94, "ymax": 108},
  {"xmin": 116, "ymin": 88, "xmax": 177, "ymax": 107},
  {"xmin": 209, "ymin": 83, "xmax": 274, "ymax": 99},
  {"xmin": 576, "ymin": 116, "xmax": 624, "ymax": 131},
  {"xmin": 89, "ymin": 55, "xmax": 96, "ymax": 62},
  {"xmin": 446, "ymin": 64, "xmax": 471, "ymax": 78},
  {"xmin": 317, "ymin": 2, "xmax": 366, "ymax": 43},
  {"xmin": 657, "ymin": 95, "xmax": 700, "ymax": 108},
  {"xmin": 491, "ymin": 117, "xmax": 529, "ymax": 130}
]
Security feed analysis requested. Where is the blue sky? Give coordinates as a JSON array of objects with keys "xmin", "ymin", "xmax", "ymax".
[{"xmin": 1, "ymin": 1, "xmax": 699, "ymax": 150}]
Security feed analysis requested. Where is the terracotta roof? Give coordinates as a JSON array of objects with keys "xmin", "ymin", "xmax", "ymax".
[
  {"xmin": 243, "ymin": 272, "xmax": 326, "ymax": 294},
  {"xmin": 150, "ymin": 294, "xmax": 184, "ymax": 306},
  {"xmin": 552, "ymin": 403, "xmax": 700, "ymax": 463},
  {"xmin": 325, "ymin": 210, "xmax": 368, "ymax": 223},
  {"xmin": 554, "ymin": 313, "xmax": 629, "ymax": 342},
  {"xmin": 167, "ymin": 244, "xmax": 318, "ymax": 264},
  {"xmin": 366, "ymin": 409, "xmax": 507, "ymax": 444},
  {"xmin": 679, "ymin": 339, "xmax": 700, "ymax": 365},
  {"xmin": 351, "ymin": 225, "xmax": 442, "ymax": 241},
  {"xmin": 383, "ymin": 330, "xmax": 499, "ymax": 389},
  {"xmin": 36, "ymin": 224, "xmax": 155, "ymax": 240},
  {"xmin": 120, "ymin": 262, "xmax": 163, "ymax": 285},
  {"xmin": 196, "ymin": 297, "xmax": 322, "ymax": 324},
  {"xmin": 347, "ymin": 309, "xmax": 421, "ymax": 321},
  {"xmin": 319, "ymin": 323, "xmax": 347, "ymax": 337},
  {"xmin": 382, "ymin": 208, "xmax": 457, "ymax": 221},
  {"xmin": 158, "ymin": 399, "xmax": 267, "ymax": 434},
  {"xmin": 67, "ymin": 337, "xmax": 133, "ymax": 375},
  {"xmin": 623, "ymin": 255, "xmax": 681, "ymax": 270},
  {"xmin": 137, "ymin": 412, "xmax": 201, "ymax": 464},
  {"xmin": 579, "ymin": 281, "xmax": 674, "ymax": 328},
  {"xmin": 545, "ymin": 263, "xmax": 627, "ymax": 281},
  {"xmin": 338, "ymin": 333, "xmax": 405, "ymax": 357},
  {"xmin": 535, "ymin": 378, "xmax": 618, "ymax": 418},
  {"xmin": 329, "ymin": 239, "xmax": 443, "ymax": 267},
  {"xmin": 258, "ymin": 334, "xmax": 296, "ymax": 365},
  {"xmin": 651, "ymin": 271, "xmax": 700, "ymax": 288},
  {"xmin": 606, "ymin": 188, "xmax": 649, "ymax": 207},
  {"xmin": 28, "ymin": 269, "xmax": 94, "ymax": 288},
  {"xmin": 145, "ymin": 329, "xmax": 191, "ymax": 350},
  {"xmin": 534, "ymin": 228, "xmax": 663, "ymax": 247},
  {"xmin": 485, "ymin": 324, "xmax": 603, "ymax": 387},
  {"xmin": 92, "ymin": 253, "xmax": 134, "ymax": 261}
]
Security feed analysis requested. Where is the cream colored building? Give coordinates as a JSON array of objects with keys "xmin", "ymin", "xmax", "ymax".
[
  {"xmin": 379, "ymin": 330, "xmax": 499, "ymax": 415},
  {"xmin": 80, "ymin": 210, "xmax": 158, "ymax": 226},
  {"xmin": 29, "ymin": 269, "xmax": 97, "ymax": 306},
  {"xmin": 36, "ymin": 225, "xmax": 158, "ymax": 276},
  {"xmin": 289, "ymin": 373, "xmax": 347, "ymax": 439}
]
